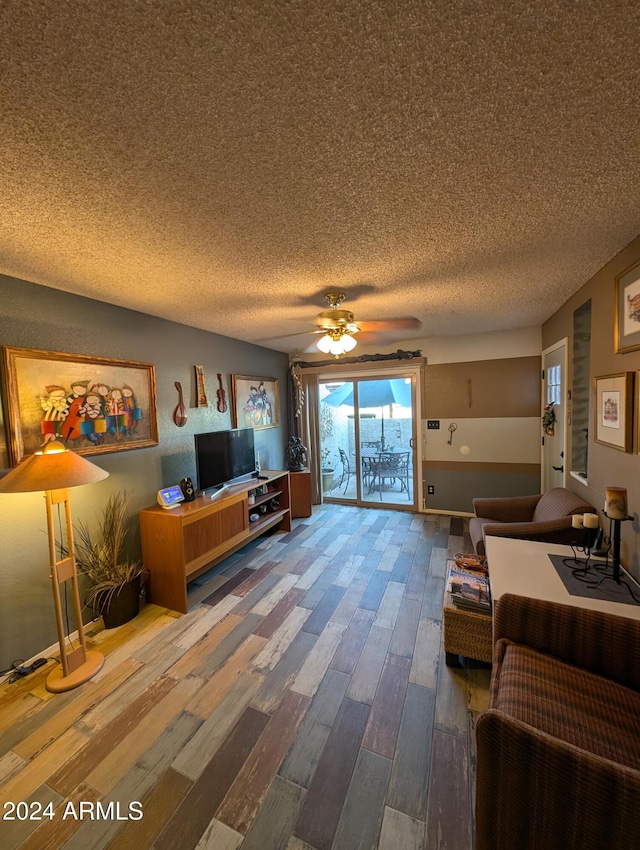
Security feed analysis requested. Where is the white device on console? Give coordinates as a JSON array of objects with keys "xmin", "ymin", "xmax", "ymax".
[{"xmin": 157, "ymin": 485, "xmax": 186, "ymax": 509}]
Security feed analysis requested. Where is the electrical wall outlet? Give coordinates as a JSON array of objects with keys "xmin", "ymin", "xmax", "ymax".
[
  {"xmin": 427, "ymin": 420, "xmax": 440, "ymax": 430},
  {"xmin": 427, "ymin": 485, "xmax": 435, "ymax": 495}
]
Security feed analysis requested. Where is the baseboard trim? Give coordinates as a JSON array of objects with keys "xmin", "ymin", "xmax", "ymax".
[{"xmin": 423, "ymin": 508, "xmax": 474, "ymax": 518}]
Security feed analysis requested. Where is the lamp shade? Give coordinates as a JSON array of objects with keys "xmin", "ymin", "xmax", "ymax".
[
  {"xmin": 338, "ymin": 334, "xmax": 357, "ymax": 353},
  {"xmin": 316, "ymin": 332, "xmax": 357, "ymax": 356},
  {"xmin": 0, "ymin": 441, "xmax": 109, "ymax": 493},
  {"xmin": 316, "ymin": 334, "xmax": 334, "ymax": 354}
]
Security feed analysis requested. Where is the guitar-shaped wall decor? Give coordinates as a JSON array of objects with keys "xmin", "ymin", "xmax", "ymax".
[
  {"xmin": 173, "ymin": 381, "xmax": 187, "ymax": 427},
  {"xmin": 194, "ymin": 365, "xmax": 208, "ymax": 407},
  {"xmin": 216, "ymin": 373, "xmax": 228, "ymax": 413}
]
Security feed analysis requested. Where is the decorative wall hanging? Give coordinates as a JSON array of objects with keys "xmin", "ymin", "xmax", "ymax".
[
  {"xmin": 594, "ymin": 372, "xmax": 634, "ymax": 452},
  {"xmin": 542, "ymin": 402, "xmax": 556, "ymax": 435},
  {"xmin": 216, "ymin": 373, "xmax": 228, "ymax": 413},
  {"xmin": 294, "ymin": 349, "xmax": 423, "ymax": 369},
  {"xmin": 195, "ymin": 365, "xmax": 208, "ymax": 407},
  {"xmin": 291, "ymin": 362, "xmax": 305, "ymax": 417},
  {"xmin": 232, "ymin": 375, "xmax": 279, "ymax": 430},
  {"xmin": 173, "ymin": 381, "xmax": 187, "ymax": 426},
  {"xmin": 1, "ymin": 346, "xmax": 158, "ymax": 464},
  {"xmin": 615, "ymin": 259, "xmax": 640, "ymax": 354}
]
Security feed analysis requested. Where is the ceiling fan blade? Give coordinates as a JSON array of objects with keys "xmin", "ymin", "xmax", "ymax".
[
  {"xmin": 355, "ymin": 330, "xmax": 394, "ymax": 345},
  {"xmin": 302, "ymin": 339, "xmax": 326, "ymax": 353},
  {"xmin": 255, "ymin": 329, "xmax": 322, "ymax": 343},
  {"xmin": 357, "ymin": 317, "xmax": 422, "ymax": 332}
]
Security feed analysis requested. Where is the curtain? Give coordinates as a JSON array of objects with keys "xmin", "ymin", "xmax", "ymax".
[{"xmin": 298, "ymin": 372, "xmax": 322, "ymax": 504}]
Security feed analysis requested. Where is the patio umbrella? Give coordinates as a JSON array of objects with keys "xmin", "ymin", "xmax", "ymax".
[{"xmin": 322, "ymin": 378, "xmax": 412, "ymax": 450}]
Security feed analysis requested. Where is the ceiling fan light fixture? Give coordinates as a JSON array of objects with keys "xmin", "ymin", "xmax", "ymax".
[
  {"xmin": 338, "ymin": 334, "xmax": 357, "ymax": 353},
  {"xmin": 316, "ymin": 334, "xmax": 334, "ymax": 354},
  {"xmin": 316, "ymin": 327, "xmax": 357, "ymax": 357}
]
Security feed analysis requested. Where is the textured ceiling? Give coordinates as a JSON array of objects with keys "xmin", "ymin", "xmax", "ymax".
[{"xmin": 1, "ymin": 0, "xmax": 640, "ymax": 355}]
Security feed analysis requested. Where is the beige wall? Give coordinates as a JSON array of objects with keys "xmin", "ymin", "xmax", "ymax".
[
  {"xmin": 423, "ymin": 354, "xmax": 542, "ymax": 512},
  {"xmin": 543, "ymin": 234, "xmax": 640, "ymax": 578},
  {"xmin": 424, "ymin": 356, "xmax": 541, "ymax": 419}
]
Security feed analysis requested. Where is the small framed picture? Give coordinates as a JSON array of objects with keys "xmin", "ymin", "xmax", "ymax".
[
  {"xmin": 231, "ymin": 376, "xmax": 279, "ymax": 430},
  {"xmin": 594, "ymin": 372, "xmax": 634, "ymax": 452},
  {"xmin": 615, "ymin": 259, "xmax": 640, "ymax": 354}
]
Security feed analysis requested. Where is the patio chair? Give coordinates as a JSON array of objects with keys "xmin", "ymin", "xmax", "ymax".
[
  {"xmin": 337, "ymin": 448, "xmax": 352, "ymax": 495},
  {"xmin": 369, "ymin": 451, "xmax": 411, "ymax": 499}
]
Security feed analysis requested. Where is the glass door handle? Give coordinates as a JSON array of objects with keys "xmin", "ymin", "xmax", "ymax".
[{"xmin": 409, "ymin": 437, "xmax": 415, "ymax": 448}]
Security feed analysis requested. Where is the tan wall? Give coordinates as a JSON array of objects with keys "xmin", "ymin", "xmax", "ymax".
[
  {"xmin": 423, "ymin": 356, "xmax": 542, "ymax": 512},
  {"xmin": 424, "ymin": 357, "xmax": 541, "ymax": 419},
  {"xmin": 542, "ymin": 234, "xmax": 640, "ymax": 578}
]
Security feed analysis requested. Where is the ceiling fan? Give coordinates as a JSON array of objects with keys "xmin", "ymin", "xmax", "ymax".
[{"xmin": 310, "ymin": 292, "xmax": 421, "ymax": 357}]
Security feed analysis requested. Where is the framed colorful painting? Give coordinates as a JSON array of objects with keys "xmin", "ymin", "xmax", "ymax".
[
  {"xmin": 593, "ymin": 372, "xmax": 634, "ymax": 452},
  {"xmin": 1, "ymin": 346, "xmax": 159, "ymax": 465},
  {"xmin": 231, "ymin": 375, "xmax": 279, "ymax": 430},
  {"xmin": 615, "ymin": 259, "xmax": 640, "ymax": 354}
]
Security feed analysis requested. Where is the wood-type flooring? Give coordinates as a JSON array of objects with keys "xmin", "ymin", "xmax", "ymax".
[{"xmin": 0, "ymin": 504, "xmax": 491, "ymax": 850}]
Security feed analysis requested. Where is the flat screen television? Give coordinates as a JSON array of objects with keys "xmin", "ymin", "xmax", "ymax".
[{"xmin": 195, "ymin": 427, "xmax": 256, "ymax": 492}]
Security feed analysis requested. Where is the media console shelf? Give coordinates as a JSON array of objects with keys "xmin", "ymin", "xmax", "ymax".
[{"xmin": 139, "ymin": 470, "xmax": 291, "ymax": 614}]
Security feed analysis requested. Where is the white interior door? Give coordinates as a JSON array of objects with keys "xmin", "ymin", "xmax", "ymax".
[{"xmin": 542, "ymin": 340, "xmax": 567, "ymax": 491}]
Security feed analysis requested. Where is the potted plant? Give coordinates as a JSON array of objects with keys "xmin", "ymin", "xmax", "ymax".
[
  {"xmin": 321, "ymin": 447, "xmax": 335, "ymax": 492},
  {"xmin": 75, "ymin": 491, "xmax": 146, "ymax": 629}
]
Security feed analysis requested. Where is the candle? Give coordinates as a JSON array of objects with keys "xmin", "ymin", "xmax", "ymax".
[
  {"xmin": 571, "ymin": 514, "xmax": 584, "ymax": 528},
  {"xmin": 606, "ymin": 487, "xmax": 628, "ymax": 520},
  {"xmin": 583, "ymin": 513, "xmax": 599, "ymax": 529}
]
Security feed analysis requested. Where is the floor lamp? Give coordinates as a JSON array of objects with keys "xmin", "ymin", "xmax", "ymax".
[{"xmin": 0, "ymin": 440, "xmax": 109, "ymax": 692}]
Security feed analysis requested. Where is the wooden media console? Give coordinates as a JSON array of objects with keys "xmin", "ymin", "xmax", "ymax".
[{"xmin": 139, "ymin": 470, "xmax": 291, "ymax": 613}]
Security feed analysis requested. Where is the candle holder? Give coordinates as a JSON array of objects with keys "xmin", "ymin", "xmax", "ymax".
[
  {"xmin": 584, "ymin": 513, "xmax": 639, "ymax": 603},
  {"xmin": 563, "ymin": 526, "xmax": 598, "ymax": 579}
]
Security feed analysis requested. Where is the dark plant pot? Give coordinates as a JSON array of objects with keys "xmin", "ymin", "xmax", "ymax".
[{"xmin": 97, "ymin": 575, "xmax": 141, "ymax": 629}]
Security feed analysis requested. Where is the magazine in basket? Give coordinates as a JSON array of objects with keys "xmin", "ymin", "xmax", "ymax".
[{"xmin": 447, "ymin": 564, "xmax": 491, "ymax": 612}]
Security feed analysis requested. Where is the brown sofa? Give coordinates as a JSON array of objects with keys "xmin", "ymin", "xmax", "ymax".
[
  {"xmin": 470, "ymin": 487, "xmax": 594, "ymax": 556},
  {"xmin": 475, "ymin": 594, "xmax": 640, "ymax": 850}
]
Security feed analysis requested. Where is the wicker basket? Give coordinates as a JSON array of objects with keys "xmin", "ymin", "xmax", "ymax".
[
  {"xmin": 443, "ymin": 561, "xmax": 493, "ymax": 663},
  {"xmin": 453, "ymin": 552, "xmax": 488, "ymax": 573}
]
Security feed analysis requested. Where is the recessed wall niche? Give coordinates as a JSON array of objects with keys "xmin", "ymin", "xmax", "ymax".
[{"xmin": 571, "ymin": 300, "xmax": 591, "ymax": 479}]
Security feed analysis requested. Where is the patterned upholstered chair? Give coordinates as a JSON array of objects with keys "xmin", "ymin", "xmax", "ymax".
[
  {"xmin": 470, "ymin": 487, "xmax": 594, "ymax": 556},
  {"xmin": 475, "ymin": 594, "xmax": 640, "ymax": 850}
]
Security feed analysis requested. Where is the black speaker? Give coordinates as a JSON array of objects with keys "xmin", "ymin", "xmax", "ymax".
[{"xmin": 180, "ymin": 477, "xmax": 196, "ymax": 501}]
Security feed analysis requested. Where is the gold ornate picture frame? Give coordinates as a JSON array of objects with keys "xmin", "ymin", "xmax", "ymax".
[{"xmin": 1, "ymin": 346, "xmax": 159, "ymax": 465}]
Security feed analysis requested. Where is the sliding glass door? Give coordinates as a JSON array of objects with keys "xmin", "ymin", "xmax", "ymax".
[{"xmin": 319, "ymin": 374, "xmax": 417, "ymax": 510}]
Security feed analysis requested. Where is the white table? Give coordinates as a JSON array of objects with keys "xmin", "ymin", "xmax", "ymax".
[{"xmin": 486, "ymin": 536, "xmax": 640, "ymax": 621}]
